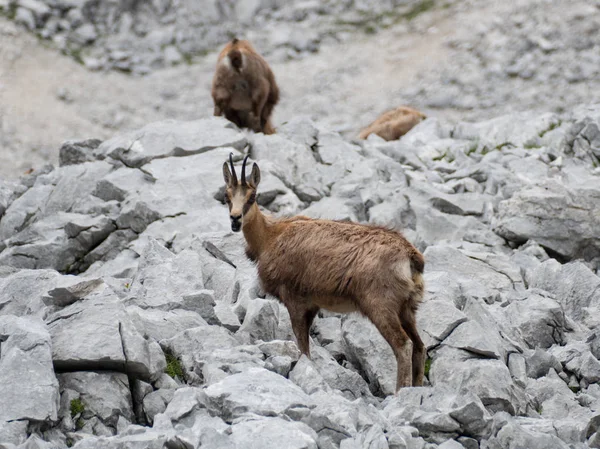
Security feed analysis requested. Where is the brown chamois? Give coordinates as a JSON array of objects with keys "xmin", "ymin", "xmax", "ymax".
[
  {"xmin": 222, "ymin": 154, "xmax": 426, "ymax": 390},
  {"xmin": 358, "ymin": 106, "xmax": 426, "ymax": 141},
  {"xmin": 211, "ymin": 38, "xmax": 279, "ymax": 135}
]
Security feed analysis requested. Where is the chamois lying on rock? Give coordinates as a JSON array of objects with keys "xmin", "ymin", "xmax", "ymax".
[
  {"xmin": 222, "ymin": 154, "xmax": 426, "ymax": 390},
  {"xmin": 212, "ymin": 38, "xmax": 279, "ymax": 135},
  {"xmin": 359, "ymin": 106, "xmax": 426, "ymax": 141}
]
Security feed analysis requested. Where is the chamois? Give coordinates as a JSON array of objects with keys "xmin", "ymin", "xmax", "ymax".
[
  {"xmin": 212, "ymin": 38, "xmax": 279, "ymax": 135},
  {"xmin": 222, "ymin": 154, "xmax": 426, "ymax": 390},
  {"xmin": 358, "ymin": 106, "xmax": 426, "ymax": 141}
]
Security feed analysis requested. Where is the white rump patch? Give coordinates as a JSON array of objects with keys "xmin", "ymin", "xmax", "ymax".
[
  {"xmin": 222, "ymin": 55, "xmax": 232, "ymax": 70},
  {"xmin": 395, "ymin": 260, "xmax": 412, "ymax": 282}
]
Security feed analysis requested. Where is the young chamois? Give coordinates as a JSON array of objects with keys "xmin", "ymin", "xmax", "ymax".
[
  {"xmin": 222, "ymin": 154, "xmax": 426, "ymax": 390},
  {"xmin": 358, "ymin": 106, "xmax": 426, "ymax": 141},
  {"xmin": 211, "ymin": 38, "xmax": 279, "ymax": 135}
]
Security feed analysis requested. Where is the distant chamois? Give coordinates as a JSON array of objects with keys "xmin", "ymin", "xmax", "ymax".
[
  {"xmin": 222, "ymin": 154, "xmax": 426, "ymax": 390},
  {"xmin": 359, "ymin": 106, "xmax": 426, "ymax": 141},
  {"xmin": 212, "ymin": 38, "xmax": 279, "ymax": 135}
]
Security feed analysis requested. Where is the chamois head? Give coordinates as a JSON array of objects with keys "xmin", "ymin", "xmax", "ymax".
[{"xmin": 222, "ymin": 153, "xmax": 261, "ymax": 232}]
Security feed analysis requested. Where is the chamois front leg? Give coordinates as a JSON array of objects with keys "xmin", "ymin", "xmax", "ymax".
[{"xmin": 284, "ymin": 300, "xmax": 319, "ymax": 357}]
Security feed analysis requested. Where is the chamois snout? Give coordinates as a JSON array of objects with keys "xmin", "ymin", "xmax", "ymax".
[{"xmin": 230, "ymin": 214, "xmax": 242, "ymax": 232}]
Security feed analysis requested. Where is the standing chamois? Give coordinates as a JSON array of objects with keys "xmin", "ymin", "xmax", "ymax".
[
  {"xmin": 212, "ymin": 38, "xmax": 279, "ymax": 135},
  {"xmin": 222, "ymin": 154, "xmax": 426, "ymax": 390},
  {"xmin": 358, "ymin": 106, "xmax": 426, "ymax": 141}
]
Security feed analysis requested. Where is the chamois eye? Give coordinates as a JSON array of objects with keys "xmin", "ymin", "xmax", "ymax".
[{"xmin": 248, "ymin": 193, "xmax": 256, "ymax": 204}]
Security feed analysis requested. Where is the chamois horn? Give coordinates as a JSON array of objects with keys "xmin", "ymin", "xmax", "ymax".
[
  {"xmin": 229, "ymin": 153, "xmax": 238, "ymax": 185},
  {"xmin": 241, "ymin": 155, "xmax": 250, "ymax": 186}
]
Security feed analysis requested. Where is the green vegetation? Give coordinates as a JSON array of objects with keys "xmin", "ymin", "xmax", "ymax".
[
  {"xmin": 403, "ymin": 0, "xmax": 435, "ymax": 21},
  {"xmin": 0, "ymin": 3, "xmax": 17, "ymax": 20},
  {"xmin": 76, "ymin": 418, "xmax": 85, "ymax": 430},
  {"xmin": 424, "ymin": 357, "xmax": 432, "ymax": 377},
  {"xmin": 569, "ymin": 385, "xmax": 579, "ymax": 393},
  {"xmin": 165, "ymin": 353, "xmax": 184, "ymax": 380},
  {"xmin": 335, "ymin": 0, "xmax": 437, "ymax": 37},
  {"xmin": 538, "ymin": 120, "xmax": 562, "ymax": 138},
  {"xmin": 70, "ymin": 398, "xmax": 84, "ymax": 418}
]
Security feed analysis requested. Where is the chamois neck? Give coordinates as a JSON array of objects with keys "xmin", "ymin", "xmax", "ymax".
[{"xmin": 242, "ymin": 203, "xmax": 270, "ymax": 257}]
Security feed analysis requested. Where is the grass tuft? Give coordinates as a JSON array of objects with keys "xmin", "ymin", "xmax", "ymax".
[
  {"xmin": 165, "ymin": 353, "xmax": 184, "ymax": 380},
  {"xmin": 70, "ymin": 398, "xmax": 84, "ymax": 418},
  {"xmin": 424, "ymin": 357, "xmax": 432, "ymax": 377}
]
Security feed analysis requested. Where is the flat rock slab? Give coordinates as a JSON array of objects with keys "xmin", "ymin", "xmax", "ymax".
[
  {"xmin": 0, "ymin": 315, "xmax": 59, "ymax": 422},
  {"xmin": 95, "ymin": 118, "xmax": 247, "ymax": 168},
  {"xmin": 47, "ymin": 296, "xmax": 159, "ymax": 380},
  {"xmin": 494, "ymin": 181, "xmax": 600, "ymax": 261},
  {"xmin": 204, "ymin": 368, "xmax": 313, "ymax": 421},
  {"xmin": 230, "ymin": 417, "xmax": 318, "ymax": 449}
]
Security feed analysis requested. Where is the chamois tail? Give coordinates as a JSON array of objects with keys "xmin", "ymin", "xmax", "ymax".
[{"xmin": 228, "ymin": 48, "xmax": 243, "ymax": 71}]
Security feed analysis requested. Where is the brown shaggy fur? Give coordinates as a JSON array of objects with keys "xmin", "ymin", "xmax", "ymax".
[
  {"xmin": 212, "ymin": 38, "xmax": 279, "ymax": 135},
  {"xmin": 358, "ymin": 106, "xmax": 426, "ymax": 141},
  {"xmin": 222, "ymin": 154, "xmax": 426, "ymax": 391}
]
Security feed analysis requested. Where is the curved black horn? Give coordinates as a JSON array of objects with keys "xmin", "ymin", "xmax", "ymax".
[
  {"xmin": 229, "ymin": 153, "xmax": 238, "ymax": 184},
  {"xmin": 241, "ymin": 155, "xmax": 250, "ymax": 186}
]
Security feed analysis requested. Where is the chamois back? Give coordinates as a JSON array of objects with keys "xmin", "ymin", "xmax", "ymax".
[
  {"xmin": 211, "ymin": 38, "xmax": 279, "ymax": 135},
  {"xmin": 359, "ymin": 106, "xmax": 426, "ymax": 141}
]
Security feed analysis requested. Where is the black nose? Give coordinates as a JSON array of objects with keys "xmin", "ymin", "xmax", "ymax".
[{"xmin": 230, "ymin": 215, "xmax": 241, "ymax": 232}]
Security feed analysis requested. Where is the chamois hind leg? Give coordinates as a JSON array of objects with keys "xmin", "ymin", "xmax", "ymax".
[
  {"xmin": 362, "ymin": 302, "xmax": 412, "ymax": 391},
  {"xmin": 286, "ymin": 301, "xmax": 319, "ymax": 357},
  {"xmin": 251, "ymin": 80, "xmax": 270, "ymax": 133},
  {"xmin": 399, "ymin": 306, "xmax": 425, "ymax": 386}
]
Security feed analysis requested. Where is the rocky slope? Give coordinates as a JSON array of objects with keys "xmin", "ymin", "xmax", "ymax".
[
  {"xmin": 1, "ymin": 104, "xmax": 600, "ymax": 448},
  {"xmin": 2, "ymin": 0, "xmax": 600, "ymax": 179}
]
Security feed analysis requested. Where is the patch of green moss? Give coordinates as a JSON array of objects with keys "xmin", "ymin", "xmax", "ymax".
[
  {"xmin": 70, "ymin": 398, "xmax": 84, "ymax": 418},
  {"xmin": 569, "ymin": 385, "xmax": 579, "ymax": 393},
  {"xmin": 165, "ymin": 353, "xmax": 184, "ymax": 380},
  {"xmin": 432, "ymin": 151, "xmax": 447, "ymax": 161},
  {"xmin": 538, "ymin": 120, "xmax": 562, "ymax": 138},
  {"xmin": 403, "ymin": 0, "xmax": 435, "ymax": 21},
  {"xmin": 424, "ymin": 358, "xmax": 432, "ymax": 377},
  {"xmin": 495, "ymin": 142, "xmax": 513, "ymax": 151},
  {"xmin": 524, "ymin": 142, "xmax": 541, "ymax": 149},
  {"xmin": 75, "ymin": 418, "xmax": 85, "ymax": 430},
  {"xmin": 0, "ymin": 3, "xmax": 17, "ymax": 20}
]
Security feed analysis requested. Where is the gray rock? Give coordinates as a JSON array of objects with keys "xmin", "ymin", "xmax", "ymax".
[
  {"xmin": 127, "ymin": 239, "xmax": 205, "ymax": 310},
  {"xmin": 238, "ymin": 298, "xmax": 280, "ymax": 343},
  {"xmin": 0, "ymin": 268, "xmax": 62, "ymax": 318},
  {"xmin": 502, "ymin": 291, "xmax": 567, "ymax": 349},
  {"xmin": 47, "ymin": 296, "xmax": 161, "ymax": 380},
  {"xmin": 59, "ymin": 139, "xmax": 102, "ymax": 166},
  {"xmin": 483, "ymin": 413, "xmax": 570, "ymax": 449},
  {"xmin": 342, "ymin": 315, "xmax": 396, "ymax": 396},
  {"xmin": 127, "ymin": 306, "xmax": 207, "ymax": 341},
  {"xmin": 417, "ymin": 299, "xmax": 468, "ymax": 348},
  {"xmin": 230, "ymin": 417, "xmax": 318, "ymax": 449},
  {"xmin": 530, "ymin": 259, "xmax": 600, "ymax": 322},
  {"xmin": 58, "ymin": 371, "xmax": 134, "ymax": 433},
  {"xmin": 204, "ymin": 368, "xmax": 313, "ymax": 421},
  {"xmin": 443, "ymin": 320, "xmax": 501, "ymax": 359},
  {"xmin": 525, "ymin": 348, "xmax": 563, "ymax": 379},
  {"xmin": 142, "ymin": 389, "xmax": 174, "ymax": 425},
  {"xmin": 0, "ymin": 316, "xmax": 59, "ymax": 422},
  {"xmin": 95, "ymin": 118, "xmax": 246, "ymax": 168},
  {"xmin": 494, "ymin": 180, "xmax": 600, "ymax": 261}
]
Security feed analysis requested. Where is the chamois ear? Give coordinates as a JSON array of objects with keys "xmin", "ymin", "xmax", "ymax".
[
  {"xmin": 249, "ymin": 163, "xmax": 261, "ymax": 188},
  {"xmin": 222, "ymin": 162, "xmax": 232, "ymax": 186}
]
